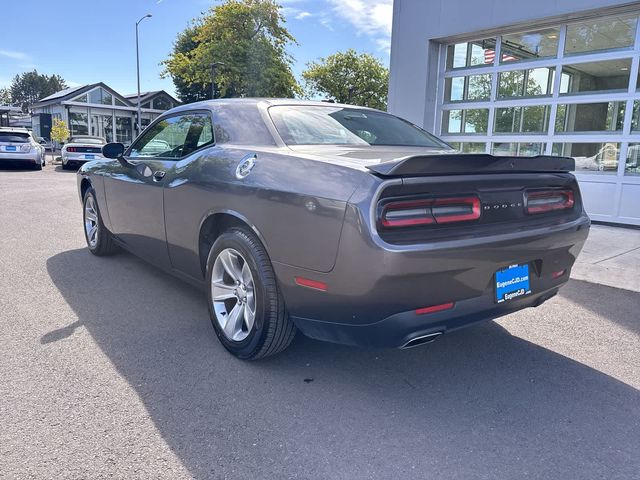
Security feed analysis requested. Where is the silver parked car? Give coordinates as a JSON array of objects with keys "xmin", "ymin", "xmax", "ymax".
[
  {"xmin": 0, "ymin": 127, "xmax": 45, "ymax": 170},
  {"xmin": 61, "ymin": 136, "xmax": 106, "ymax": 170},
  {"xmin": 37, "ymin": 136, "xmax": 54, "ymax": 152}
]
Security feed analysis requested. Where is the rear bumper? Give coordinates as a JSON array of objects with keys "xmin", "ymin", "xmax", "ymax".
[
  {"xmin": 0, "ymin": 153, "xmax": 41, "ymax": 166},
  {"xmin": 63, "ymin": 154, "xmax": 103, "ymax": 165},
  {"xmin": 293, "ymin": 282, "xmax": 562, "ymax": 348},
  {"xmin": 274, "ymin": 205, "xmax": 590, "ymax": 347}
]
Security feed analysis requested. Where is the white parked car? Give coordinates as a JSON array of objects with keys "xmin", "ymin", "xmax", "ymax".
[
  {"xmin": 0, "ymin": 127, "xmax": 45, "ymax": 170},
  {"xmin": 61, "ymin": 136, "xmax": 106, "ymax": 170}
]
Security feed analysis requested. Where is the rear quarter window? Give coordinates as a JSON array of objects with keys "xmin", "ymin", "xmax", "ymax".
[{"xmin": 211, "ymin": 104, "xmax": 275, "ymax": 146}]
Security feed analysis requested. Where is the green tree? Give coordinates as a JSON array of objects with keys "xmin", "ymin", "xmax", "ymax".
[
  {"xmin": 9, "ymin": 70, "xmax": 67, "ymax": 112},
  {"xmin": 302, "ymin": 49, "xmax": 389, "ymax": 109},
  {"xmin": 162, "ymin": 0, "xmax": 300, "ymax": 102},
  {"xmin": 165, "ymin": 26, "xmax": 210, "ymax": 103},
  {"xmin": 0, "ymin": 87, "xmax": 12, "ymax": 105}
]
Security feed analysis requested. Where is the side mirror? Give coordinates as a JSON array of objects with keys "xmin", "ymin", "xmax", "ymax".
[
  {"xmin": 102, "ymin": 142, "xmax": 126, "ymax": 159},
  {"xmin": 102, "ymin": 142, "xmax": 132, "ymax": 167}
]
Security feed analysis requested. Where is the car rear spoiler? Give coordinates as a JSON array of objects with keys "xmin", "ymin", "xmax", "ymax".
[{"xmin": 366, "ymin": 154, "xmax": 575, "ymax": 177}]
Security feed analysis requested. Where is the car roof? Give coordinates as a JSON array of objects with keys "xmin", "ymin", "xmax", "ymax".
[
  {"xmin": 166, "ymin": 97, "xmax": 382, "ymax": 115},
  {"xmin": 0, "ymin": 127, "xmax": 30, "ymax": 133}
]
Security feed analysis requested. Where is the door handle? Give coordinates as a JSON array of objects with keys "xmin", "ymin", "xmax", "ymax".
[{"xmin": 153, "ymin": 170, "xmax": 166, "ymax": 181}]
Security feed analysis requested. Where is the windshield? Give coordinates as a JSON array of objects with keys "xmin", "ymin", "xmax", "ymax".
[
  {"xmin": 268, "ymin": 105, "xmax": 449, "ymax": 148},
  {"xmin": 0, "ymin": 132, "xmax": 30, "ymax": 143},
  {"xmin": 70, "ymin": 137, "xmax": 104, "ymax": 145}
]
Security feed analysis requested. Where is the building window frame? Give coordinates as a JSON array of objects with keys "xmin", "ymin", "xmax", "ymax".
[{"xmin": 436, "ymin": 14, "xmax": 640, "ymax": 184}]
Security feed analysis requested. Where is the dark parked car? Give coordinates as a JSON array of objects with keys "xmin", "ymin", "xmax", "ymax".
[{"xmin": 77, "ymin": 99, "xmax": 590, "ymax": 359}]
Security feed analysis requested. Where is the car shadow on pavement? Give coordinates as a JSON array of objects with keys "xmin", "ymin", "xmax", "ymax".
[
  {"xmin": 45, "ymin": 248, "xmax": 640, "ymax": 480},
  {"xmin": 559, "ymin": 278, "xmax": 640, "ymax": 335},
  {"xmin": 53, "ymin": 165, "xmax": 77, "ymax": 173},
  {"xmin": 0, "ymin": 165, "xmax": 40, "ymax": 172}
]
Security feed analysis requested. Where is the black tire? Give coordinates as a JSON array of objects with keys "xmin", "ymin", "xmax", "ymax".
[
  {"xmin": 61, "ymin": 161, "xmax": 68, "ymax": 170},
  {"xmin": 83, "ymin": 187, "xmax": 118, "ymax": 256},
  {"xmin": 206, "ymin": 227, "xmax": 296, "ymax": 360},
  {"xmin": 33, "ymin": 162, "xmax": 42, "ymax": 171}
]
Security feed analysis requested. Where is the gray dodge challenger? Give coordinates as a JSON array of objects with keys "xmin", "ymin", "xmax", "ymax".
[{"xmin": 77, "ymin": 99, "xmax": 590, "ymax": 359}]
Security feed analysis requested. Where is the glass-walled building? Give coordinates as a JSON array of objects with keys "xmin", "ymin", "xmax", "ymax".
[
  {"xmin": 389, "ymin": 1, "xmax": 640, "ymax": 225},
  {"xmin": 31, "ymin": 83, "xmax": 180, "ymax": 147}
]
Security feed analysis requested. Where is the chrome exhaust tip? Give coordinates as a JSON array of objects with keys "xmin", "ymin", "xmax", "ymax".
[{"xmin": 401, "ymin": 331, "xmax": 443, "ymax": 349}]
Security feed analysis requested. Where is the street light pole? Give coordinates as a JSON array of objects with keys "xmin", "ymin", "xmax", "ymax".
[
  {"xmin": 210, "ymin": 62, "xmax": 225, "ymax": 100},
  {"xmin": 136, "ymin": 13, "xmax": 152, "ymax": 134}
]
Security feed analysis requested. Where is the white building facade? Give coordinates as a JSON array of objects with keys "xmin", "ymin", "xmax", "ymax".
[
  {"xmin": 389, "ymin": 0, "xmax": 640, "ymax": 225},
  {"xmin": 31, "ymin": 83, "xmax": 179, "ymax": 146}
]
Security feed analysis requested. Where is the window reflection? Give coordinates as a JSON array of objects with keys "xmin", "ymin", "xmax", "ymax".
[
  {"xmin": 153, "ymin": 96, "xmax": 173, "ymax": 110},
  {"xmin": 498, "ymin": 67, "xmax": 554, "ymax": 98},
  {"xmin": 88, "ymin": 88, "xmax": 113, "ymax": 106},
  {"xmin": 68, "ymin": 112, "xmax": 88, "ymax": 136},
  {"xmin": 501, "ymin": 28, "xmax": 560, "ymax": 62},
  {"xmin": 629, "ymin": 100, "xmax": 640, "ymax": 131},
  {"xmin": 565, "ymin": 14, "xmax": 637, "ymax": 55},
  {"xmin": 442, "ymin": 109, "xmax": 489, "ymax": 134},
  {"xmin": 448, "ymin": 141, "xmax": 486, "ymax": 153},
  {"xmin": 446, "ymin": 38, "xmax": 497, "ymax": 69},
  {"xmin": 444, "ymin": 74, "xmax": 492, "ymax": 102},
  {"xmin": 90, "ymin": 114, "xmax": 113, "ymax": 142},
  {"xmin": 492, "ymin": 142, "xmax": 544, "ymax": 156},
  {"xmin": 116, "ymin": 116, "xmax": 133, "ymax": 145},
  {"xmin": 553, "ymin": 142, "xmax": 620, "ymax": 172},
  {"xmin": 555, "ymin": 102, "xmax": 625, "ymax": 133},
  {"xmin": 494, "ymin": 106, "xmax": 550, "ymax": 133},
  {"xmin": 626, "ymin": 143, "xmax": 640, "ymax": 175}
]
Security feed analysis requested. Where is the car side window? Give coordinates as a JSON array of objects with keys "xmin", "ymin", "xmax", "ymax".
[
  {"xmin": 129, "ymin": 113, "xmax": 214, "ymax": 159},
  {"xmin": 211, "ymin": 104, "xmax": 276, "ymax": 146}
]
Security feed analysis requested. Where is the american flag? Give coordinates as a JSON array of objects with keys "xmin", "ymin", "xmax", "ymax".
[{"xmin": 484, "ymin": 49, "xmax": 517, "ymax": 64}]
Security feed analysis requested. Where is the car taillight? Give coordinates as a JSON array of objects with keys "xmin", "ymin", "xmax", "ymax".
[
  {"xmin": 525, "ymin": 189, "xmax": 574, "ymax": 214},
  {"xmin": 20, "ymin": 144, "xmax": 31, "ymax": 152},
  {"xmin": 67, "ymin": 147, "xmax": 76, "ymax": 152},
  {"xmin": 380, "ymin": 196, "xmax": 480, "ymax": 228}
]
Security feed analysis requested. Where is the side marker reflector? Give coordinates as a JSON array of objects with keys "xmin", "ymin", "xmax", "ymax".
[
  {"xmin": 416, "ymin": 302, "xmax": 455, "ymax": 315},
  {"xmin": 551, "ymin": 269, "xmax": 566, "ymax": 279},
  {"xmin": 295, "ymin": 277, "xmax": 328, "ymax": 292}
]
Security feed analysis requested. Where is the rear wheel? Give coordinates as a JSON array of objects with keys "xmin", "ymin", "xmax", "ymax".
[
  {"xmin": 83, "ymin": 187, "xmax": 117, "ymax": 256},
  {"xmin": 206, "ymin": 227, "xmax": 296, "ymax": 360}
]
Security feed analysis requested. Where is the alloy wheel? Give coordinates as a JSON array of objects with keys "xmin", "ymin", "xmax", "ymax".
[
  {"xmin": 211, "ymin": 248, "xmax": 256, "ymax": 342},
  {"xmin": 84, "ymin": 195, "xmax": 99, "ymax": 248}
]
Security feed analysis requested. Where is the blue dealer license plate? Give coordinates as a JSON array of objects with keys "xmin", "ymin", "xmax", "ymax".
[
  {"xmin": 5, "ymin": 146, "xmax": 17, "ymax": 151},
  {"xmin": 495, "ymin": 263, "xmax": 531, "ymax": 303},
  {"xmin": 85, "ymin": 154, "xmax": 95, "ymax": 159}
]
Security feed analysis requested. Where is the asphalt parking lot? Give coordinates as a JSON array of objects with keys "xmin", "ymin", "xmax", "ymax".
[{"xmin": 1, "ymin": 164, "xmax": 639, "ymax": 479}]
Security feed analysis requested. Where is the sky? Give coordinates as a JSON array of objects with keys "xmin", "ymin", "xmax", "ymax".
[{"xmin": 0, "ymin": 0, "xmax": 392, "ymax": 97}]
